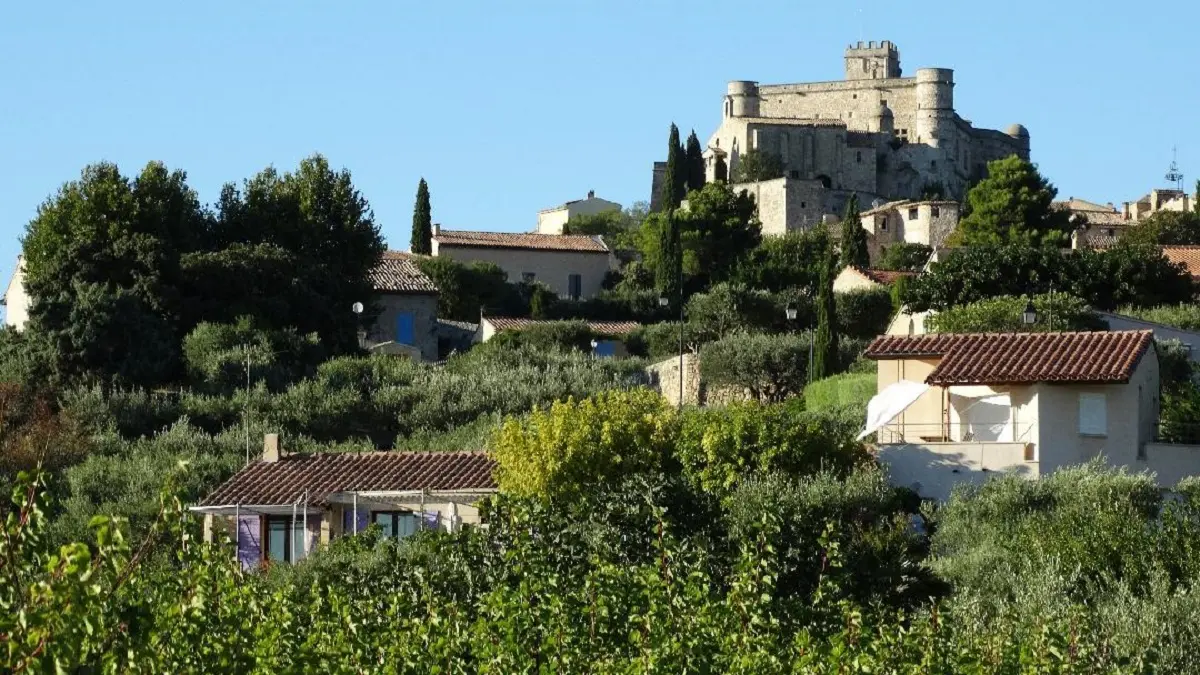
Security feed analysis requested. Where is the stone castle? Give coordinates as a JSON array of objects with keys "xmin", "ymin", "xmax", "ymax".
[{"xmin": 652, "ymin": 41, "xmax": 1031, "ymax": 232}]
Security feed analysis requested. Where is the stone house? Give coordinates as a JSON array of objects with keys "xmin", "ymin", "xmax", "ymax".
[
  {"xmin": 365, "ymin": 251, "xmax": 439, "ymax": 361},
  {"xmin": 191, "ymin": 434, "xmax": 497, "ymax": 567},
  {"xmin": 833, "ymin": 266, "xmax": 916, "ymax": 294},
  {"xmin": 732, "ymin": 177, "xmax": 838, "ymax": 236},
  {"xmin": 536, "ymin": 191, "xmax": 622, "ymax": 235},
  {"xmin": 862, "ymin": 330, "xmax": 1200, "ymax": 500},
  {"xmin": 1123, "ymin": 189, "xmax": 1194, "ymax": 222},
  {"xmin": 1057, "ymin": 197, "xmax": 1127, "ymax": 249},
  {"xmin": 476, "ymin": 315, "xmax": 639, "ymax": 358},
  {"xmin": 431, "ymin": 226, "xmax": 613, "ymax": 300},
  {"xmin": 858, "ymin": 199, "xmax": 959, "ymax": 263}
]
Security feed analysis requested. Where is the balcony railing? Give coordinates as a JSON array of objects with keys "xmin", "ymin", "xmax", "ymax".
[{"xmin": 876, "ymin": 422, "xmax": 1036, "ymax": 445}]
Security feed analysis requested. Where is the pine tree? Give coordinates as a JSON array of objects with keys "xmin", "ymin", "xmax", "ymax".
[
  {"xmin": 685, "ymin": 130, "xmax": 706, "ymax": 193},
  {"xmin": 810, "ymin": 229, "xmax": 839, "ymax": 382},
  {"xmin": 660, "ymin": 124, "xmax": 685, "ymax": 212},
  {"xmin": 838, "ymin": 193, "xmax": 869, "ymax": 269},
  {"xmin": 411, "ymin": 178, "xmax": 432, "ymax": 255}
]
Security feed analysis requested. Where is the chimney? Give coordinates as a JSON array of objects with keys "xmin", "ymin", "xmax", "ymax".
[
  {"xmin": 587, "ymin": 189, "xmax": 595, "ymax": 199},
  {"xmin": 431, "ymin": 223, "xmax": 441, "ymax": 237},
  {"xmin": 263, "ymin": 433, "xmax": 280, "ymax": 463}
]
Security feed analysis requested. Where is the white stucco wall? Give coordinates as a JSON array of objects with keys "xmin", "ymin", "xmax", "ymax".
[
  {"xmin": 3, "ymin": 258, "xmax": 28, "ymax": 330},
  {"xmin": 432, "ymin": 243, "xmax": 612, "ymax": 300}
]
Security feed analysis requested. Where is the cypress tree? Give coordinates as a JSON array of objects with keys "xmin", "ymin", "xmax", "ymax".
[
  {"xmin": 660, "ymin": 124, "xmax": 685, "ymax": 212},
  {"xmin": 810, "ymin": 229, "xmax": 839, "ymax": 382},
  {"xmin": 411, "ymin": 178, "xmax": 432, "ymax": 255},
  {"xmin": 838, "ymin": 193, "xmax": 869, "ymax": 269},
  {"xmin": 685, "ymin": 130, "xmax": 706, "ymax": 193},
  {"xmin": 655, "ymin": 212, "xmax": 682, "ymax": 298}
]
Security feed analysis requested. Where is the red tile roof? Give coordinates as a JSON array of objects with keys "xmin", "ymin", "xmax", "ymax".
[
  {"xmin": 858, "ymin": 268, "xmax": 918, "ymax": 285},
  {"xmin": 484, "ymin": 316, "xmax": 641, "ymax": 336},
  {"xmin": 370, "ymin": 251, "xmax": 439, "ymax": 294},
  {"xmin": 1161, "ymin": 246, "xmax": 1200, "ymax": 278},
  {"xmin": 864, "ymin": 330, "xmax": 1154, "ymax": 385},
  {"xmin": 434, "ymin": 230, "xmax": 609, "ymax": 253},
  {"xmin": 198, "ymin": 451, "xmax": 496, "ymax": 507}
]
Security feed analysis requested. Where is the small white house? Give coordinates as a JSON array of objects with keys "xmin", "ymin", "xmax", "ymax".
[
  {"xmin": 535, "ymin": 191, "xmax": 622, "ymax": 235},
  {"xmin": 861, "ymin": 330, "xmax": 1200, "ymax": 500}
]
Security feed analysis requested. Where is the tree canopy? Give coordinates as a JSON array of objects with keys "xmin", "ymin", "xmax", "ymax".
[
  {"xmin": 951, "ymin": 155, "xmax": 1072, "ymax": 247},
  {"xmin": 730, "ymin": 150, "xmax": 785, "ymax": 183},
  {"xmin": 410, "ymin": 178, "xmax": 432, "ymax": 255},
  {"xmin": 838, "ymin": 194, "xmax": 869, "ymax": 269}
]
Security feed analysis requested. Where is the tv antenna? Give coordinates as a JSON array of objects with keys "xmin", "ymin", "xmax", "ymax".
[{"xmin": 1165, "ymin": 146, "xmax": 1184, "ymax": 191}]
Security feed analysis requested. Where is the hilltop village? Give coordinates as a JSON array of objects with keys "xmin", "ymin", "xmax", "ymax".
[{"xmin": 7, "ymin": 38, "xmax": 1200, "ymax": 670}]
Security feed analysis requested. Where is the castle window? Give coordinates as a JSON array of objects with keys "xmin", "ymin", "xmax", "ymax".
[
  {"xmin": 881, "ymin": 99, "xmax": 888, "ymax": 108},
  {"xmin": 790, "ymin": 170, "xmax": 800, "ymax": 179},
  {"xmin": 856, "ymin": 151, "xmax": 862, "ymax": 163},
  {"xmin": 908, "ymin": 208, "xmax": 918, "ymax": 220},
  {"xmin": 931, "ymin": 206, "xmax": 941, "ymax": 217},
  {"xmin": 800, "ymin": 201, "xmax": 807, "ymax": 208},
  {"xmin": 852, "ymin": 94, "xmax": 858, "ymax": 99},
  {"xmin": 931, "ymin": 160, "xmax": 937, "ymax": 170},
  {"xmin": 880, "ymin": 221, "xmax": 888, "ymax": 232}
]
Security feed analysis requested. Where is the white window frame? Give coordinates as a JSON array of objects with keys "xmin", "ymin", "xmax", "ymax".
[{"xmin": 1078, "ymin": 393, "xmax": 1107, "ymax": 437}]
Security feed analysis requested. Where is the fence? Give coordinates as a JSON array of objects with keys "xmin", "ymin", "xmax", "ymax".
[{"xmin": 876, "ymin": 422, "xmax": 1036, "ymax": 445}]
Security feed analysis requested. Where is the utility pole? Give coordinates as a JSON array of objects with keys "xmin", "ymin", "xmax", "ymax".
[{"xmin": 244, "ymin": 344, "xmax": 251, "ymax": 467}]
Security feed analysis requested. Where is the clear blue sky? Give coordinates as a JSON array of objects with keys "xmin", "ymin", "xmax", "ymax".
[{"xmin": 1, "ymin": 1, "xmax": 1195, "ymax": 289}]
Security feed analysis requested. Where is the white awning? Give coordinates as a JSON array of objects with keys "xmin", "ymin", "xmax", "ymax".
[{"xmin": 858, "ymin": 380, "xmax": 931, "ymax": 440}]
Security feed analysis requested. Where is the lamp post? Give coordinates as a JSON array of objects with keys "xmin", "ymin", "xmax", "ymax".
[
  {"xmin": 351, "ymin": 301, "xmax": 365, "ymax": 349},
  {"xmin": 658, "ymin": 293, "xmax": 684, "ymax": 408},
  {"xmin": 1021, "ymin": 299, "xmax": 1037, "ymax": 328},
  {"xmin": 590, "ymin": 339, "xmax": 599, "ymax": 360}
]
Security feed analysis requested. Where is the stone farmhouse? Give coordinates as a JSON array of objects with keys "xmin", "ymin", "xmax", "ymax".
[
  {"xmin": 430, "ymin": 225, "xmax": 614, "ymax": 301},
  {"xmin": 862, "ymin": 330, "xmax": 1200, "ymax": 501},
  {"xmin": 857, "ymin": 199, "xmax": 960, "ymax": 261},
  {"xmin": 653, "ymin": 40, "xmax": 1030, "ymax": 235},
  {"xmin": 363, "ymin": 251, "xmax": 440, "ymax": 361}
]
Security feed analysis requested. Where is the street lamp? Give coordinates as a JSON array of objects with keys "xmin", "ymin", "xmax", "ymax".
[
  {"xmin": 658, "ymin": 291, "xmax": 685, "ymax": 409},
  {"xmin": 785, "ymin": 303, "xmax": 798, "ymax": 322},
  {"xmin": 351, "ymin": 302, "xmax": 366, "ymax": 349},
  {"xmin": 1021, "ymin": 299, "xmax": 1037, "ymax": 327}
]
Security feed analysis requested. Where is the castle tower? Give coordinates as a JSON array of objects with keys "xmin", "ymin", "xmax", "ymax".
[
  {"xmin": 725, "ymin": 81, "xmax": 760, "ymax": 118},
  {"xmin": 844, "ymin": 41, "xmax": 901, "ymax": 80},
  {"xmin": 914, "ymin": 68, "xmax": 955, "ymax": 149}
]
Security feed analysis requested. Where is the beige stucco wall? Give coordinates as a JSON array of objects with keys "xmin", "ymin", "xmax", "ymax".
[
  {"xmin": 3, "ymin": 259, "xmax": 28, "ymax": 330},
  {"xmin": 833, "ymin": 269, "xmax": 881, "ymax": 294},
  {"xmin": 536, "ymin": 197, "xmax": 622, "ymax": 235},
  {"xmin": 1139, "ymin": 443, "xmax": 1200, "ymax": 486},
  {"xmin": 885, "ymin": 310, "xmax": 934, "ymax": 336},
  {"xmin": 879, "ymin": 441, "xmax": 1037, "ymax": 501},
  {"xmin": 432, "ymin": 242, "xmax": 612, "ymax": 300},
  {"xmin": 368, "ymin": 293, "xmax": 439, "ymax": 362}
]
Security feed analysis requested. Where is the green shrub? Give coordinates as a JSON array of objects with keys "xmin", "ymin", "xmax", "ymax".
[
  {"xmin": 1118, "ymin": 304, "xmax": 1200, "ymax": 331},
  {"xmin": 877, "ymin": 243, "xmax": 932, "ymax": 271},
  {"xmin": 803, "ymin": 371, "xmax": 875, "ymax": 414},
  {"xmin": 700, "ymin": 333, "xmax": 867, "ymax": 402},
  {"xmin": 676, "ymin": 401, "xmax": 869, "ymax": 494},
  {"xmin": 484, "ymin": 321, "xmax": 595, "ymax": 353},
  {"xmin": 835, "ymin": 287, "xmax": 893, "ymax": 338},
  {"xmin": 182, "ymin": 317, "xmax": 323, "ymax": 392},
  {"xmin": 928, "ymin": 293, "xmax": 1104, "ymax": 333}
]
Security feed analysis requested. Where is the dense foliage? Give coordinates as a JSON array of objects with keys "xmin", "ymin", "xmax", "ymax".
[
  {"xmin": 906, "ymin": 243, "xmax": 1195, "ymax": 311},
  {"xmin": 730, "ymin": 149, "xmax": 785, "ymax": 183},
  {"xmin": 927, "ymin": 292, "xmax": 1105, "ymax": 333},
  {"xmin": 410, "ymin": 178, "xmax": 432, "ymax": 255},
  {"xmin": 951, "ymin": 155, "xmax": 1073, "ymax": 247}
]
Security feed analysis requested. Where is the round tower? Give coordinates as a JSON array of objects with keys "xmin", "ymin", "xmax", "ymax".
[
  {"xmin": 914, "ymin": 68, "xmax": 954, "ymax": 148},
  {"xmin": 726, "ymin": 81, "xmax": 760, "ymax": 118},
  {"xmin": 1006, "ymin": 124, "xmax": 1031, "ymax": 159},
  {"xmin": 876, "ymin": 102, "xmax": 895, "ymax": 135}
]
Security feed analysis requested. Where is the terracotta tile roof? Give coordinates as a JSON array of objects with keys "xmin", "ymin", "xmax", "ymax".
[
  {"xmin": 859, "ymin": 199, "xmax": 958, "ymax": 217},
  {"xmin": 864, "ymin": 330, "xmax": 1154, "ymax": 385},
  {"xmin": 198, "ymin": 451, "xmax": 496, "ymax": 507},
  {"xmin": 370, "ymin": 251, "xmax": 438, "ymax": 294},
  {"xmin": 484, "ymin": 316, "xmax": 641, "ymax": 336},
  {"xmin": 1161, "ymin": 246, "xmax": 1200, "ymax": 278},
  {"xmin": 434, "ymin": 230, "xmax": 609, "ymax": 253},
  {"xmin": 857, "ymin": 267, "xmax": 918, "ymax": 285}
]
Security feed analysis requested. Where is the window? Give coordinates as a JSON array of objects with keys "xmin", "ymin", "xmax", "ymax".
[
  {"xmin": 880, "ymin": 220, "xmax": 888, "ymax": 232},
  {"xmin": 395, "ymin": 311, "xmax": 415, "ymax": 345},
  {"xmin": 567, "ymin": 273, "xmax": 582, "ymax": 300},
  {"xmin": 856, "ymin": 151, "xmax": 862, "ymax": 163},
  {"xmin": 852, "ymin": 93, "xmax": 858, "ymax": 100},
  {"xmin": 880, "ymin": 99, "xmax": 887, "ymax": 107},
  {"xmin": 800, "ymin": 201, "xmax": 807, "ymax": 208},
  {"xmin": 1079, "ymin": 393, "xmax": 1107, "ymax": 436},
  {"xmin": 372, "ymin": 511, "xmax": 420, "ymax": 539},
  {"xmin": 908, "ymin": 208, "xmax": 919, "ymax": 220},
  {"xmin": 265, "ymin": 515, "xmax": 310, "ymax": 563},
  {"xmin": 931, "ymin": 160, "xmax": 938, "ymax": 170},
  {"xmin": 522, "ymin": 272, "xmax": 536, "ymax": 283},
  {"xmin": 790, "ymin": 170, "xmax": 800, "ymax": 179},
  {"xmin": 931, "ymin": 206, "xmax": 941, "ymax": 217},
  {"xmin": 1105, "ymin": 228, "xmax": 1115, "ymax": 236}
]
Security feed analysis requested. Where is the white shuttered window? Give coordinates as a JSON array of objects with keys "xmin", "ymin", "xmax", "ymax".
[{"xmin": 1078, "ymin": 393, "xmax": 1107, "ymax": 436}]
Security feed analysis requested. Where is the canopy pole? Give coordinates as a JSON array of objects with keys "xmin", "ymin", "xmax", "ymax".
[
  {"xmin": 291, "ymin": 500, "xmax": 297, "ymax": 563},
  {"xmin": 234, "ymin": 503, "xmax": 240, "ymax": 564},
  {"xmin": 303, "ymin": 489, "xmax": 309, "ymax": 557},
  {"xmin": 352, "ymin": 492, "xmax": 358, "ymax": 534}
]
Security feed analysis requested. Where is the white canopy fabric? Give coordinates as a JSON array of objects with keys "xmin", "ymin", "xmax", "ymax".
[
  {"xmin": 949, "ymin": 391, "xmax": 1013, "ymax": 442},
  {"xmin": 858, "ymin": 380, "xmax": 931, "ymax": 441}
]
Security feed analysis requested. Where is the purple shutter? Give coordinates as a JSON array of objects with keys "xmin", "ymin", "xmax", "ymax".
[
  {"xmin": 343, "ymin": 508, "xmax": 370, "ymax": 535},
  {"xmin": 237, "ymin": 516, "xmax": 261, "ymax": 570}
]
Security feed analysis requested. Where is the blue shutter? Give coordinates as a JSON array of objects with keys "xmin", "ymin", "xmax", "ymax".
[
  {"xmin": 595, "ymin": 340, "xmax": 617, "ymax": 358},
  {"xmin": 395, "ymin": 311, "xmax": 415, "ymax": 345}
]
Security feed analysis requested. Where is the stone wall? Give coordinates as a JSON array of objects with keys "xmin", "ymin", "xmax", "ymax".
[
  {"xmin": 644, "ymin": 352, "xmax": 751, "ymax": 407},
  {"xmin": 368, "ymin": 293, "xmax": 439, "ymax": 362}
]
